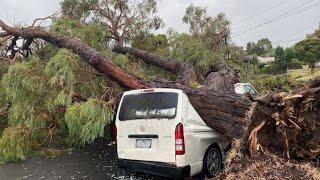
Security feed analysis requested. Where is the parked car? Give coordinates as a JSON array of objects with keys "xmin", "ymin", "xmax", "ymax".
[
  {"xmin": 234, "ymin": 83, "xmax": 259, "ymax": 95},
  {"xmin": 116, "ymin": 88, "xmax": 230, "ymax": 178}
]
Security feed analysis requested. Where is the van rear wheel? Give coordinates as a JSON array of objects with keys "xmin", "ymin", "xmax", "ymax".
[{"xmin": 203, "ymin": 145, "xmax": 222, "ymax": 178}]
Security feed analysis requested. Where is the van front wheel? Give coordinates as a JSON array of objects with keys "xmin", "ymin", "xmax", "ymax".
[{"xmin": 203, "ymin": 145, "xmax": 222, "ymax": 178}]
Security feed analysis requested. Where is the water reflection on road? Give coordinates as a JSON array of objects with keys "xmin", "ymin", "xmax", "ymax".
[{"xmin": 0, "ymin": 139, "xmax": 169, "ymax": 180}]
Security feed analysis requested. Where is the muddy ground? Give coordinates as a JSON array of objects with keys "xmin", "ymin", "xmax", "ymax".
[{"xmin": 0, "ymin": 139, "xmax": 168, "ymax": 180}]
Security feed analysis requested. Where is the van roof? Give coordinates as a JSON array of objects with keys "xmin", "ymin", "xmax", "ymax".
[
  {"xmin": 235, "ymin": 83, "xmax": 252, "ymax": 86},
  {"xmin": 123, "ymin": 88, "xmax": 183, "ymax": 95}
]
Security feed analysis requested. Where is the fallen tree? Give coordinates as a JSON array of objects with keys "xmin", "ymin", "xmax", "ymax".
[
  {"xmin": 0, "ymin": 20, "xmax": 149, "ymax": 90},
  {"xmin": 0, "ymin": 20, "xmax": 251, "ymax": 140},
  {"xmin": 1, "ymin": 20, "xmax": 319, "ymax": 163}
]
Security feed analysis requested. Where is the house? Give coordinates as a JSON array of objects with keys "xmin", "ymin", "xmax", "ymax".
[{"xmin": 257, "ymin": 56, "xmax": 275, "ymax": 64}]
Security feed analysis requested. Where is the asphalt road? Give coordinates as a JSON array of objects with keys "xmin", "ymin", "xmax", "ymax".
[{"xmin": 0, "ymin": 139, "xmax": 165, "ymax": 180}]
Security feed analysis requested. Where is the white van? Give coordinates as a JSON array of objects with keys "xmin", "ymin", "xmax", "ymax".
[
  {"xmin": 234, "ymin": 83, "xmax": 259, "ymax": 95},
  {"xmin": 116, "ymin": 88, "xmax": 230, "ymax": 178}
]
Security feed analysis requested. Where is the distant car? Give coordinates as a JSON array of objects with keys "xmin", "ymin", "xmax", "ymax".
[
  {"xmin": 234, "ymin": 83, "xmax": 259, "ymax": 96},
  {"xmin": 116, "ymin": 88, "xmax": 230, "ymax": 178}
]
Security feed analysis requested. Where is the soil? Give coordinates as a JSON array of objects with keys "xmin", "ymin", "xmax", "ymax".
[{"xmin": 0, "ymin": 139, "xmax": 166, "ymax": 180}]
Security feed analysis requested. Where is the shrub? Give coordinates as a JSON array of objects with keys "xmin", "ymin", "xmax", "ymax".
[
  {"xmin": 0, "ymin": 127, "xmax": 33, "ymax": 162},
  {"xmin": 65, "ymin": 99, "xmax": 112, "ymax": 146}
]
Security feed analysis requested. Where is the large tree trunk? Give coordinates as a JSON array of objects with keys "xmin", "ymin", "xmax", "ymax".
[
  {"xmin": 151, "ymin": 79, "xmax": 252, "ymax": 139},
  {"xmin": 113, "ymin": 46, "xmax": 197, "ymax": 86}
]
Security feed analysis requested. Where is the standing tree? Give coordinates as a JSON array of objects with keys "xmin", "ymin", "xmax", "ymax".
[
  {"xmin": 256, "ymin": 38, "xmax": 273, "ymax": 55},
  {"xmin": 246, "ymin": 42, "xmax": 255, "ymax": 55},
  {"xmin": 182, "ymin": 4, "xmax": 230, "ymax": 52},
  {"xmin": 131, "ymin": 33, "xmax": 169, "ymax": 56},
  {"xmin": 61, "ymin": 0, "xmax": 163, "ymax": 46},
  {"xmin": 246, "ymin": 38, "xmax": 272, "ymax": 56},
  {"xmin": 283, "ymin": 48, "xmax": 295, "ymax": 70},
  {"xmin": 182, "ymin": 4, "xmax": 211, "ymax": 36},
  {"xmin": 294, "ymin": 34, "xmax": 320, "ymax": 74},
  {"xmin": 203, "ymin": 13, "xmax": 230, "ymax": 52},
  {"xmin": 275, "ymin": 46, "xmax": 287, "ymax": 74}
]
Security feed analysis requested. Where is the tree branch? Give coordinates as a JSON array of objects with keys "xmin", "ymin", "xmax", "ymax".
[
  {"xmin": 31, "ymin": 13, "xmax": 58, "ymax": 27},
  {"xmin": 0, "ymin": 35, "xmax": 12, "ymax": 45},
  {"xmin": 0, "ymin": 19, "xmax": 150, "ymax": 89},
  {"xmin": 0, "ymin": 31, "xmax": 9, "ymax": 37},
  {"xmin": 113, "ymin": 46, "xmax": 197, "ymax": 86}
]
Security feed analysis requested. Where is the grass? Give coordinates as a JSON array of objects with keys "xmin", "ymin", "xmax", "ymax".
[
  {"xmin": 288, "ymin": 66, "xmax": 320, "ymax": 82},
  {"xmin": 248, "ymin": 67, "xmax": 320, "ymax": 94}
]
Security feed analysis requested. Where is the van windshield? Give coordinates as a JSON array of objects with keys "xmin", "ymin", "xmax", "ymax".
[{"xmin": 119, "ymin": 92, "xmax": 178, "ymax": 121}]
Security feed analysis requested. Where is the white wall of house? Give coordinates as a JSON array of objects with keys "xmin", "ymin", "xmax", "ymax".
[{"xmin": 257, "ymin": 56, "xmax": 275, "ymax": 64}]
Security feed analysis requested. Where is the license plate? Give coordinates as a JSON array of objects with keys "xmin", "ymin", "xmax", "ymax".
[{"xmin": 136, "ymin": 139, "xmax": 152, "ymax": 148}]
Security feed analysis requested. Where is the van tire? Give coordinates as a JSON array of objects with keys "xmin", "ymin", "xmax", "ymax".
[{"xmin": 202, "ymin": 145, "xmax": 222, "ymax": 178}]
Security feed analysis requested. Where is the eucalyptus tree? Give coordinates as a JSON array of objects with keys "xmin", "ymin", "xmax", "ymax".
[
  {"xmin": 294, "ymin": 29, "xmax": 320, "ymax": 74},
  {"xmin": 247, "ymin": 38, "xmax": 273, "ymax": 56},
  {"xmin": 183, "ymin": 4, "xmax": 230, "ymax": 52},
  {"xmin": 61, "ymin": 0, "xmax": 163, "ymax": 46}
]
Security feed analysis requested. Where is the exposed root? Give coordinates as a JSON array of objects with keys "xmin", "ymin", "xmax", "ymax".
[
  {"xmin": 248, "ymin": 78, "xmax": 320, "ymax": 163},
  {"xmin": 248, "ymin": 120, "xmax": 265, "ymax": 156}
]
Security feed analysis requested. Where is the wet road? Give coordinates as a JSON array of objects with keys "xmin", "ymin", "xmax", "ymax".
[{"xmin": 0, "ymin": 139, "xmax": 166, "ymax": 180}]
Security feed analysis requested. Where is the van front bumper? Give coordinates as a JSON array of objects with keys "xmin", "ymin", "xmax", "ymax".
[{"xmin": 118, "ymin": 159, "xmax": 190, "ymax": 178}]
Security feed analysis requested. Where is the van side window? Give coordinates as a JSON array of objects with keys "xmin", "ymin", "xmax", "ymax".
[{"xmin": 244, "ymin": 85, "xmax": 258, "ymax": 95}]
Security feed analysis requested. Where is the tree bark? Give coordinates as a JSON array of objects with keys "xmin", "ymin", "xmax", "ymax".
[
  {"xmin": 151, "ymin": 79, "xmax": 252, "ymax": 139},
  {"xmin": 203, "ymin": 63, "xmax": 240, "ymax": 92},
  {"xmin": 0, "ymin": 31, "xmax": 9, "ymax": 37},
  {"xmin": 113, "ymin": 46, "xmax": 197, "ymax": 86}
]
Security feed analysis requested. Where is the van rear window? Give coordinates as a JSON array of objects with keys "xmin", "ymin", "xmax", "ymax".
[{"xmin": 119, "ymin": 92, "xmax": 178, "ymax": 121}]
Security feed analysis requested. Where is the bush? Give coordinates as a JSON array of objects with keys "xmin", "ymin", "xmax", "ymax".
[
  {"xmin": 250, "ymin": 75, "xmax": 294, "ymax": 94},
  {"xmin": 288, "ymin": 58, "xmax": 304, "ymax": 70},
  {"xmin": 0, "ymin": 127, "xmax": 33, "ymax": 162},
  {"xmin": 65, "ymin": 99, "xmax": 112, "ymax": 146},
  {"xmin": 0, "ymin": 50, "xmax": 115, "ymax": 161}
]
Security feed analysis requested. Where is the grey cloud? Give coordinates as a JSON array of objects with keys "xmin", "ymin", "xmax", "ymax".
[{"xmin": 1, "ymin": 0, "xmax": 319, "ymax": 47}]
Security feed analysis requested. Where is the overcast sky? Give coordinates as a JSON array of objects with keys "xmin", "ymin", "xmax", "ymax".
[{"xmin": 1, "ymin": 0, "xmax": 319, "ymax": 48}]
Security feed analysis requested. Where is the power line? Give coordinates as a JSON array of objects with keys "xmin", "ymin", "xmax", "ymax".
[
  {"xmin": 277, "ymin": 36, "xmax": 320, "ymax": 47},
  {"xmin": 232, "ymin": 0, "xmax": 318, "ymax": 33},
  {"xmin": 232, "ymin": 0, "xmax": 289, "ymax": 28},
  {"xmin": 232, "ymin": 0, "xmax": 318, "ymax": 36},
  {"xmin": 232, "ymin": 0, "xmax": 320, "ymax": 37},
  {"xmin": 231, "ymin": 0, "xmax": 320, "ymax": 37},
  {"xmin": 274, "ymin": 21, "xmax": 318, "ymax": 45}
]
